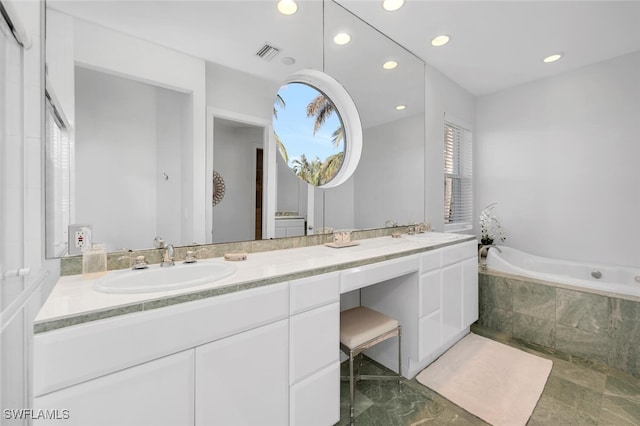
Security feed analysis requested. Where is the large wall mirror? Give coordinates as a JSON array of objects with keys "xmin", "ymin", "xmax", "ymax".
[{"xmin": 44, "ymin": 0, "xmax": 425, "ymax": 258}]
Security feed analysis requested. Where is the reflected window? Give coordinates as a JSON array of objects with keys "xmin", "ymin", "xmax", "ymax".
[{"xmin": 273, "ymin": 82, "xmax": 345, "ymax": 186}]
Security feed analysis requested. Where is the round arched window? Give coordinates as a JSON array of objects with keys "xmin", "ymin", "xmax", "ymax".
[{"xmin": 273, "ymin": 69, "xmax": 362, "ymax": 188}]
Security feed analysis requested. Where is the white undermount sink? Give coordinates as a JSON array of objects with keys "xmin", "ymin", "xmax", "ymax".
[
  {"xmin": 93, "ymin": 261, "xmax": 237, "ymax": 294},
  {"xmin": 403, "ymin": 232, "xmax": 465, "ymax": 243}
]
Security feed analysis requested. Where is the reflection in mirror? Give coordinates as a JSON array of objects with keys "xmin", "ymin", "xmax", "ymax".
[
  {"xmin": 45, "ymin": 90, "xmax": 71, "ymax": 258},
  {"xmin": 73, "ymin": 67, "xmax": 192, "ymax": 252},
  {"xmin": 44, "ymin": 0, "xmax": 426, "ymax": 258},
  {"xmin": 324, "ymin": 0, "xmax": 426, "ymax": 230},
  {"xmin": 273, "ymin": 82, "xmax": 345, "ymax": 186}
]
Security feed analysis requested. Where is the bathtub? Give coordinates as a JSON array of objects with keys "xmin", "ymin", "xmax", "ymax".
[{"xmin": 485, "ymin": 246, "xmax": 640, "ymax": 298}]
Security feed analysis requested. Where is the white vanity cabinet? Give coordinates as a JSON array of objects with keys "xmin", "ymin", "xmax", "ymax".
[
  {"xmin": 355, "ymin": 240, "xmax": 478, "ymax": 378},
  {"xmin": 419, "ymin": 241, "xmax": 478, "ymax": 365},
  {"xmin": 33, "ymin": 351, "xmax": 195, "ymax": 426},
  {"xmin": 288, "ymin": 272, "xmax": 340, "ymax": 426},
  {"xmin": 275, "ymin": 217, "xmax": 305, "ymax": 237},
  {"xmin": 34, "ymin": 236, "xmax": 478, "ymax": 425}
]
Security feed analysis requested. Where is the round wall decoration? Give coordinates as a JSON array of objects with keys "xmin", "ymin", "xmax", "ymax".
[{"xmin": 212, "ymin": 170, "xmax": 226, "ymax": 206}]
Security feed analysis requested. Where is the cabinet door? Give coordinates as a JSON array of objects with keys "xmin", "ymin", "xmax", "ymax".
[
  {"xmin": 290, "ymin": 363, "xmax": 340, "ymax": 426},
  {"xmin": 419, "ymin": 269, "xmax": 441, "ymax": 317},
  {"xmin": 461, "ymin": 257, "xmax": 479, "ymax": 327},
  {"xmin": 441, "ymin": 263, "xmax": 463, "ymax": 343},
  {"xmin": 290, "ymin": 303, "xmax": 339, "ymax": 384},
  {"xmin": 33, "ymin": 350, "xmax": 195, "ymax": 426},
  {"xmin": 195, "ymin": 320, "xmax": 289, "ymax": 426}
]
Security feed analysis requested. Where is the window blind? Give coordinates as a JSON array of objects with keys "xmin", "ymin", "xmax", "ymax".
[{"xmin": 444, "ymin": 121, "xmax": 472, "ymax": 229}]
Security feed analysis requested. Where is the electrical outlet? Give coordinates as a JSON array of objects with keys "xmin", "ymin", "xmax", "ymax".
[
  {"xmin": 68, "ymin": 224, "xmax": 92, "ymax": 255},
  {"xmin": 74, "ymin": 230, "xmax": 87, "ymax": 249}
]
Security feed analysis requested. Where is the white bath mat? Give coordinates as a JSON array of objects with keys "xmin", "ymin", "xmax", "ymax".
[{"xmin": 416, "ymin": 333, "xmax": 552, "ymax": 426}]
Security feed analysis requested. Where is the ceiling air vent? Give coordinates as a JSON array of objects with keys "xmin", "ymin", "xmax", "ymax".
[{"xmin": 256, "ymin": 43, "xmax": 281, "ymax": 62}]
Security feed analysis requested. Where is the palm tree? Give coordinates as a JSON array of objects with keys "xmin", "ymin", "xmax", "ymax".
[
  {"xmin": 320, "ymin": 152, "xmax": 344, "ymax": 183},
  {"xmin": 292, "ymin": 154, "xmax": 322, "ymax": 185},
  {"xmin": 273, "ymin": 94, "xmax": 289, "ymax": 163},
  {"xmin": 331, "ymin": 126, "xmax": 344, "ymax": 147},
  {"xmin": 306, "ymin": 94, "xmax": 344, "ymax": 148},
  {"xmin": 275, "ymin": 133, "xmax": 288, "ymax": 164},
  {"xmin": 273, "ymin": 94, "xmax": 285, "ymax": 119}
]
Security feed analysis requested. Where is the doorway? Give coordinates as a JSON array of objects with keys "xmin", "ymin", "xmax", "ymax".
[
  {"xmin": 255, "ymin": 148, "xmax": 263, "ymax": 239},
  {"xmin": 207, "ymin": 108, "xmax": 275, "ymax": 243}
]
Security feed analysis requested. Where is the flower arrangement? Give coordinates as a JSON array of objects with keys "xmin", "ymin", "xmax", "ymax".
[{"xmin": 479, "ymin": 203, "xmax": 505, "ymax": 246}]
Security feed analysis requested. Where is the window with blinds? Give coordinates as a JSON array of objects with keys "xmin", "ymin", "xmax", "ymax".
[
  {"xmin": 45, "ymin": 96, "xmax": 71, "ymax": 257},
  {"xmin": 444, "ymin": 121, "xmax": 472, "ymax": 230}
]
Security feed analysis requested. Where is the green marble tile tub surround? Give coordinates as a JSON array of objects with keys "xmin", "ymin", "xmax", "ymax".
[
  {"xmin": 60, "ymin": 226, "xmax": 412, "ymax": 276},
  {"xmin": 479, "ymin": 270, "xmax": 640, "ymax": 379}
]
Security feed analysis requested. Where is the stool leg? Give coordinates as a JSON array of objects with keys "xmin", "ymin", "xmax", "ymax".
[{"xmin": 349, "ymin": 351, "xmax": 355, "ymax": 425}]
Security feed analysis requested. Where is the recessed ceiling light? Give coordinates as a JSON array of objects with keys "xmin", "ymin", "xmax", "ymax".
[
  {"xmin": 383, "ymin": 60, "xmax": 398, "ymax": 70},
  {"xmin": 383, "ymin": 0, "xmax": 405, "ymax": 12},
  {"xmin": 431, "ymin": 34, "xmax": 450, "ymax": 47},
  {"xmin": 543, "ymin": 53, "xmax": 563, "ymax": 63},
  {"xmin": 395, "ymin": 105, "xmax": 406, "ymax": 111},
  {"xmin": 277, "ymin": 0, "xmax": 297, "ymax": 16},
  {"xmin": 281, "ymin": 57, "xmax": 296, "ymax": 66},
  {"xmin": 333, "ymin": 32, "xmax": 351, "ymax": 45}
]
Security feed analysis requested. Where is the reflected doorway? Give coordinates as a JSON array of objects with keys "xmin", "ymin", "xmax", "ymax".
[{"xmin": 211, "ymin": 116, "xmax": 267, "ymax": 243}]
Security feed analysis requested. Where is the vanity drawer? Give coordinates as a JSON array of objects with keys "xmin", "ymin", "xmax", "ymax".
[
  {"xmin": 420, "ymin": 250, "xmax": 442, "ymax": 273},
  {"xmin": 441, "ymin": 240, "xmax": 477, "ymax": 266},
  {"xmin": 340, "ymin": 256, "xmax": 419, "ymax": 293},
  {"xmin": 290, "ymin": 272, "xmax": 340, "ymax": 315}
]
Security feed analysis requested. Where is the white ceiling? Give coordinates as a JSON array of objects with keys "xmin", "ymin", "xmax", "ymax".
[
  {"xmin": 338, "ymin": 0, "xmax": 640, "ymax": 95},
  {"xmin": 49, "ymin": 0, "xmax": 640, "ymax": 97}
]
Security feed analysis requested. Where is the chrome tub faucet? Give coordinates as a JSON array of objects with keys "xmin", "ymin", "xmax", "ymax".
[{"xmin": 478, "ymin": 244, "xmax": 501, "ymax": 270}]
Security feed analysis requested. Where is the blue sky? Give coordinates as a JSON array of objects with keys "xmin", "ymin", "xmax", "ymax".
[{"xmin": 273, "ymin": 83, "xmax": 344, "ymax": 167}]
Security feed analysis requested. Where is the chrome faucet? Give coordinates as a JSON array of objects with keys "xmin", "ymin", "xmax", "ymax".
[
  {"xmin": 161, "ymin": 244, "xmax": 175, "ymax": 267},
  {"xmin": 478, "ymin": 244, "xmax": 501, "ymax": 270}
]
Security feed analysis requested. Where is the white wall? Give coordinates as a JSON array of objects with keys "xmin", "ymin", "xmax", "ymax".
[
  {"xmin": 354, "ymin": 114, "xmax": 425, "ymax": 229},
  {"xmin": 75, "ymin": 68, "xmax": 188, "ymax": 250},
  {"xmin": 156, "ymin": 89, "xmax": 184, "ymax": 245},
  {"xmin": 424, "ymin": 64, "xmax": 477, "ymax": 233},
  {"xmin": 44, "ymin": 9, "xmax": 74, "ymax": 126},
  {"xmin": 476, "ymin": 51, "xmax": 640, "ymax": 267},
  {"xmin": 316, "ymin": 178, "xmax": 355, "ymax": 232},
  {"xmin": 206, "ymin": 62, "xmax": 279, "ymax": 122},
  {"xmin": 277, "ymin": 153, "xmax": 306, "ymax": 215},
  {"xmin": 75, "ymin": 68, "xmax": 157, "ymax": 250}
]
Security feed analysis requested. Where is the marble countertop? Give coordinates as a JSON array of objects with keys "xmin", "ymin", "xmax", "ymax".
[{"xmin": 35, "ymin": 233, "xmax": 476, "ymax": 333}]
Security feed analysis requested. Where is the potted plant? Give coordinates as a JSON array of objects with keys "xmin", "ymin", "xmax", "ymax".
[{"xmin": 479, "ymin": 203, "xmax": 505, "ymax": 246}]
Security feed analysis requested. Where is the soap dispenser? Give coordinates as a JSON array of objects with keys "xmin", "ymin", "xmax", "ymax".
[{"xmin": 82, "ymin": 243, "xmax": 107, "ymax": 279}]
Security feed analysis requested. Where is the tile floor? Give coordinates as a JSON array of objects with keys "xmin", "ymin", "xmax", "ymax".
[{"xmin": 338, "ymin": 326, "xmax": 640, "ymax": 425}]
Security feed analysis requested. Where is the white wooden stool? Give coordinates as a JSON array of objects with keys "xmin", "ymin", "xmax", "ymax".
[{"xmin": 340, "ymin": 306, "xmax": 402, "ymax": 425}]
